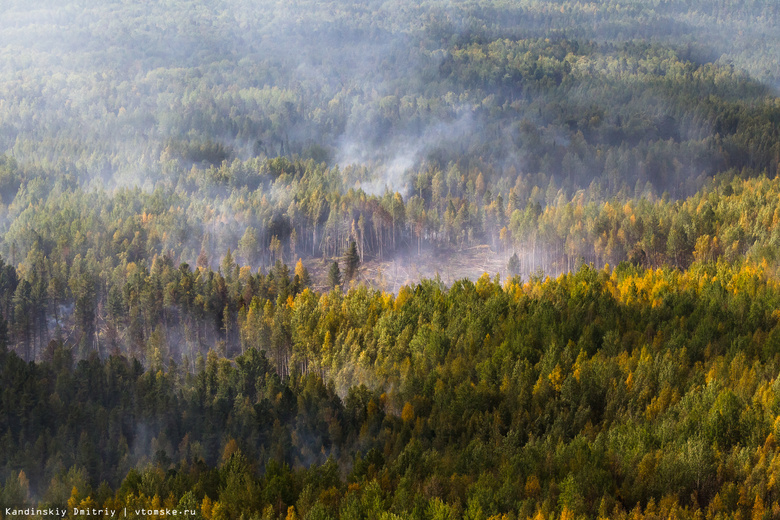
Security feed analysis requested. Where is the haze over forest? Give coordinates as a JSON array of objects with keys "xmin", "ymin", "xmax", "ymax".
[
  {"xmin": 3, "ymin": 1, "xmax": 780, "ymax": 519},
  {"xmin": 0, "ymin": 0, "xmax": 779, "ymax": 283}
]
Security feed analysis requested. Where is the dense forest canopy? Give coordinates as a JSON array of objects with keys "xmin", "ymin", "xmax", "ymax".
[
  {"xmin": 1, "ymin": 0, "xmax": 779, "ymax": 191},
  {"xmin": 2, "ymin": 0, "xmax": 780, "ymax": 519},
  {"xmin": 4, "ymin": 263, "xmax": 780, "ymax": 519}
]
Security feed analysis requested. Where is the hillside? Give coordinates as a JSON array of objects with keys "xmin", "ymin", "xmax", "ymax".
[{"xmin": 2, "ymin": 1, "xmax": 780, "ymax": 519}]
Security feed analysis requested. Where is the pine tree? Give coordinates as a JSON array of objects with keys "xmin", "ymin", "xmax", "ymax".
[
  {"xmin": 328, "ymin": 262, "xmax": 341, "ymax": 290},
  {"xmin": 197, "ymin": 233, "xmax": 210, "ymax": 269},
  {"xmin": 221, "ymin": 249, "xmax": 237, "ymax": 283},
  {"xmin": 238, "ymin": 227, "xmax": 259, "ymax": 266},
  {"xmin": 344, "ymin": 242, "xmax": 360, "ymax": 283},
  {"xmin": 12, "ymin": 280, "xmax": 32, "ymax": 360},
  {"xmin": 196, "ymin": 248, "xmax": 209, "ymax": 269},
  {"xmin": 507, "ymin": 252, "xmax": 521, "ymax": 276}
]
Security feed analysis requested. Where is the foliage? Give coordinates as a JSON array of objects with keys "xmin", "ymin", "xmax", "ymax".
[
  {"xmin": 3, "ymin": 0, "xmax": 780, "ymax": 517},
  {"xmin": 3, "ymin": 260, "xmax": 780, "ymax": 518}
]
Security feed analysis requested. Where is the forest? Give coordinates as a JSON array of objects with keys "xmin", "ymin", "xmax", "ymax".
[
  {"xmin": 5, "ymin": 262, "xmax": 780, "ymax": 520},
  {"xmin": 2, "ymin": 0, "xmax": 780, "ymax": 518}
]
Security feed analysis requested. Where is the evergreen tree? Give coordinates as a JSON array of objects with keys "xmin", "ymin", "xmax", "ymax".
[
  {"xmin": 328, "ymin": 262, "xmax": 341, "ymax": 290},
  {"xmin": 238, "ymin": 227, "xmax": 259, "ymax": 266},
  {"xmin": 343, "ymin": 242, "xmax": 359, "ymax": 283},
  {"xmin": 507, "ymin": 252, "xmax": 521, "ymax": 276}
]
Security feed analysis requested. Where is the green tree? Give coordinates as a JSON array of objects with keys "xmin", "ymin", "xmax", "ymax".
[
  {"xmin": 343, "ymin": 242, "xmax": 359, "ymax": 284},
  {"xmin": 238, "ymin": 227, "xmax": 259, "ymax": 267},
  {"xmin": 328, "ymin": 262, "xmax": 341, "ymax": 290},
  {"xmin": 507, "ymin": 252, "xmax": 520, "ymax": 276}
]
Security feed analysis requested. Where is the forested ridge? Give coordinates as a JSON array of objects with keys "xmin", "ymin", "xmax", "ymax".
[{"xmin": 3, "ymin": 0, "xmax": 780, "ymax": 518}]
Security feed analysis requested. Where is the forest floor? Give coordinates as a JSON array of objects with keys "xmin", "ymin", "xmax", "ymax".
[{"xmin": 304, "ymin": 245, "xmax": 512, "ymax": 293}]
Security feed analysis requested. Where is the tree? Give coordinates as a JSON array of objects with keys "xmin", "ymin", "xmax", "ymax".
[
  {"xmin": 270, "ymin": 235, "xmax": 282, "ymax": 264},
  {"xmin": 197, "ymin": 234, "xmax": 211, "ymax": 269},
  {"xmin": 197, "ymin": 248, "xmax": 209, "ymax": 269},
  {"xmin": 328, "ymin": 262, "xmax": 341, "ymax": 290},
  {"xmin": 12, "ymin": 280, "xmax": 32, "ymax": 360},
  {"xmin": 343, "ymin": 242, "xmax": 359, "ymax": 283},
  {"xmin": 507, "ymin": 252, "xmax": 521, "ymax": 276},
  {"xmin": 294, "ymin": 259, "xmax": 311, "ymax": 288},
  {"xmin": 238, "ymin": 227, "xmax": 259, "ymax": 266},
  {"xmin": 221, "ymin": 249, "xmax": 237, "ymax": 282}
]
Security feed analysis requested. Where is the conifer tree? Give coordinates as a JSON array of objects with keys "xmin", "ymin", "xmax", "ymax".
[
  {"xmin": 507, "ymin": 252, "xmax": 521, "ymax": 276},
  {"xmin": 344, "ymin": 242, "xmax": 359, "ymax": 283},
  {"xmin": 328, "ymin": 261, "xmax": 341, "ymax": 290}
]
